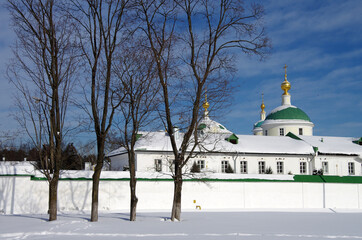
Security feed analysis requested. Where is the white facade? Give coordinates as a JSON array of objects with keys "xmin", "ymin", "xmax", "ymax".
[
  {"xmin": 313, "ymin": 155, "xmax": 362, "ymax": 176},
  {"xmin": 111, "ymin": 151, "xmax": 362, "ymax": 177},
  {"xmin": 262, "ymin": 120, "xmax": 314, "ymax": 137},
  {"xmin": 108, "ymin": 132, "xmax": 362, "ymax": 176}
]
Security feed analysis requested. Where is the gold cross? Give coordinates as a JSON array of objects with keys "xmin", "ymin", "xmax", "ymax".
[{"xmin": 284, "ymin": 64, "xmax": 288, "ymax": 75}]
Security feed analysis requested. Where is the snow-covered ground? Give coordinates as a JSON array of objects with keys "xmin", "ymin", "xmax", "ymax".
[{"xmin": 1, "ymin": 209, "xmax": 362, "ymax": 239}]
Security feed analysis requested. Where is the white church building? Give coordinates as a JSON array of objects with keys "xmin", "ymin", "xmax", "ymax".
[{"xmin": 108, "ymin": 66, "xmax": 362, "ymax": 176}]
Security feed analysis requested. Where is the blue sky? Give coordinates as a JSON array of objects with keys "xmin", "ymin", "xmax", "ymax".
[
  {"xmin": 0, "ymin": 0, "xmax": 361, "ymax": 144},
  {"xmin": 222, "ymin": 0, "xmax": 362, "ymax": 137}
]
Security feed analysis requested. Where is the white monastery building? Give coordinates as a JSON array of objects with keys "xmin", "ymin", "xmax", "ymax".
[{"xmin": 108, "ymin": 65, "xmax": 362, "ymax": 177}]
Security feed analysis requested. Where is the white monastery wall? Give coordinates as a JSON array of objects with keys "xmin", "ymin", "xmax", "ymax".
[{"xmin": 1, "ymin": 175, "xmax": 362, "ymax": 214}]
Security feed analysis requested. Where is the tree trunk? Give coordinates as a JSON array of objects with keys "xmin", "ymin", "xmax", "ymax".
[
  {"xmin": 129, "ymin": 150, "xmax": 138, "ymax": 221},
  {"xmin": 171, "ymin": 168, "xmax": 182, "ymax": 221},
  {"xmin": 91, "ymin": 162, "xmax": 102, "ymax": 222},
  {"xmin": 48, "ymin": 175, "xmax": 59, "ymax": 221},
  {"xmin": 129, "ymin": 178, "xmax": 138, "ymax": 221}
]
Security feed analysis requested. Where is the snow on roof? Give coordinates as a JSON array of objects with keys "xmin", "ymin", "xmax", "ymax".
[
  {"xmin": 298, "ymin": 135, "xmax": 362, "ymax": 157},
  {"xmin": 134, "ymin": 131, "xmax": 177, "ymax": 151},
  {"xmin": 233, "ymin": 135, "xmax": 314, "ymax": 155},
  {"xmin": 108, "ymin": 131, "xmax": 315, "ymax": 156},
  {"xmin": 107, "ymin": 131, "xmax": 178, "ymax": 156},
  {"xmin": 269, "ymin": 104, "xmax": 297, "ymax": 114},
  {"xmin": 107, "ymin": 146, "xmax": 127, "ymax": 157},
  {"xmin": 198, "ymin": 116, "xmax": 232, "ymax": 134}
]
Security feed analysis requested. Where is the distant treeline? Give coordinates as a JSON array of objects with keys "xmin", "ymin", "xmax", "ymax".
[{"xmin": 0, "ymin": 143, "xmax": 96, "ymax": 170}]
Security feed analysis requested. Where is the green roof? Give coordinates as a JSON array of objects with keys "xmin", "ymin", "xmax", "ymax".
[
  {"xmin": 253, "ymin": 120, "xmax": 264, "ymax": 129},
  {"xmin": 198, "ymin": 123, "xmax": 206, "ymax": 130},
  {"xmin": 266, "ymin": 107, "xmax": 311, "ymax": 122},
  {"xmin": 225, "ymin": 133, "xmax": 239, "ymax": 144},
  {"xmin": 286, "ymin": 132, "xmax": 302, "ymax": 140},
  {"xmin": 353, "ymin": 137, "xmax": 362, "ymax": 145}
]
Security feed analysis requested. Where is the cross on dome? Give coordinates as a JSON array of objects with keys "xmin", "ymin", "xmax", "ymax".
[
  {"xmin": 261, "ymin": 93, "xmax": 265, "ymax": 113},
  {"xmin": 202, "ymin": 92, "xmax": 210, "ymax": 117},
  {"xmin": 284, "ymin": 64, "xmax": 288, "ymax": 76}
]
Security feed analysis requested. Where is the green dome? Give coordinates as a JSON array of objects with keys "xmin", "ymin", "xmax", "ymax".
[
  {"xmin": 265, "ymin": 107, "xmax": 311, "ymax": 122},
  {"xmin": 253, "ymin": 120, "xmax": 264, "ymax": 129}
]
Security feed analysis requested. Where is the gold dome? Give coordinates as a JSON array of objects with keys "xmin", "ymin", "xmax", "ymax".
[
  {"xmin": 260, "ymin": 93, "xmax": 266, "ymax": 113},
  {"xmin": 281, "ymin": 64, "xmax": 291, "ymax": 95},
  {"xmin": 202, "ymin": 101, "xmax": 210, "ymax": 111},
  {"xmin": 261, "ymin": 102, "xmax": 265, "ymax": 111},
  {"xmin": 202, "ymin": 93, "xmax": 210, "ymax": 112},
  {"xmin": 281, "ymin": 80, "xmax": 291, "ymax": 95}
]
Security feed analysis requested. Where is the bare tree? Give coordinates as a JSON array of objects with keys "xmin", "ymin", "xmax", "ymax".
[
  {"xmin": 7, "ymin": 0, "xmax": 78, "ymax": 221},
  {"xmin": 110, "ymin": 42, "xmax": 160, "ymax": 221},
  {"xmin": 69, "ymin": 0, "xmax": 129, "ymax": 222},
  {"xmin": 137, "ymin": 0, "xmax": 270, "ymax": 221}
]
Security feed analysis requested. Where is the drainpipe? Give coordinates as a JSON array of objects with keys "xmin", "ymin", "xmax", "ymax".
[
  {"xmin": 311, "ymin": 147, "xmax": 319, "ymax": 175},
  {"xmin": 307, "ymin": 157, "xmax": 312, "ymax": 175},
  {"xmin": 234, "ymin": 151, "xmax": 238, "ymax": 174},
  {"xmin": 319, "ymin": 174, "xmax": 326, "ymax": 209},
  {"xmin": 313, "ymin": 150, "xmax": 326, "ymax": 208}
]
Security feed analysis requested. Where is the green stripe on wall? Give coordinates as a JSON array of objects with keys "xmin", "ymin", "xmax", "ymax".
[{"xmin": 22, "ymin": 175, "xmax": 362, "ymax": 183}]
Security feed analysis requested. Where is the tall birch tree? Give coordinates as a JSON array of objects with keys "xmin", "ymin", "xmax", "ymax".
[
  {"xmin": 137, "ymin": 0, "xmax": 270, "ymax": 221},
  {"xmin": 69, "ymin": 0, "xmax": 129, "ymax": 222},
  {"xmin": 7, "ymin": 0, "xmax": 78, "ymax": 221}
]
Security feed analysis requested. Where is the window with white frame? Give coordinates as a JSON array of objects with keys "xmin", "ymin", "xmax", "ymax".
[
  {"xmin": 197, "ymin": 160, "xmax": 205, "ymax": 170},
  {"xmin": 322, "ymin": 161, "xmax": 329, "ymax": 174},
  {"xmin": 300, "ymin": 162, "xmax": 306, "ymax": 174},
  {"xmin": 221, "ymin": 160, "xmax": 229, "ymax": 173},
  {"xmin": 348, "ymin": 162, "xmax": 355, "ymax": 175},
  {"xmin": 299, "ymin": 128, "xmax": 303, "ymax": 135},
  {"xmin": 240, "ymin": 161, "xmax": 247, "ymax": 174},
  {"xmin": 279, "ymin": 128, "xmax": 284, "ymax": 136},
  {"xmin": 277, "ymin": 161, "xmax": 284, "ymax": 174},
  {"xmin": 258, "ymin": 161, "xmax": 265, "ymax": 174},
  {"xmin": 155, "ymin": 159, "xmax": 162, "ymax": 172}
]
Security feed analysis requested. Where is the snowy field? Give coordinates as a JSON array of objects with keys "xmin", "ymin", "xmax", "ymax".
[{"xmin": 1, "ymin": 209, "xmax": 362, "ymax": 240}]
